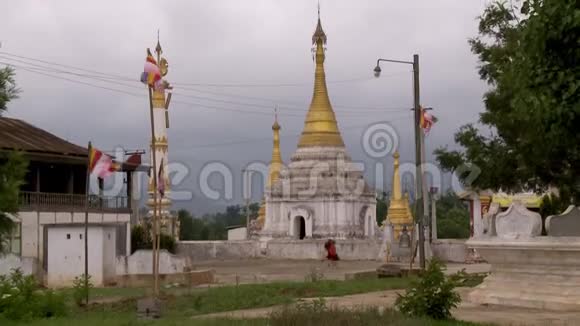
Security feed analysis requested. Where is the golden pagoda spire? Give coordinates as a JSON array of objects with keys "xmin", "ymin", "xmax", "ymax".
[
  {"xmin": 296, "ymin": 8, "xmax": 345, "ymax": 148},
  {"xmin": 391, "ymin": 152, "xmax": 403, "ymax": 204},
  {"xmin": 257, "ymin": 108, "xmax": 284, "ymax": 228},
  {"xmin": 386, "ymin": 151, "xmax": 414, "ymax": 239},
  {"xmin": 268, "ymin": 107, "xmax": 283, "ymax": 187}
]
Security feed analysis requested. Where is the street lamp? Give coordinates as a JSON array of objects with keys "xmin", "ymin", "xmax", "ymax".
[
  {"xmin": 242, "ymin": 168, "xmax": 263, "ymax": 239},
  {"xmin": 373, "ymin": 54, "xmax": 426, "ymax": 270}
]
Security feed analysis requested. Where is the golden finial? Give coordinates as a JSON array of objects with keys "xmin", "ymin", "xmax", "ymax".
[
  {"xmin": 312, "ymin": 1, "xmax": 327, "ymax": 46},
  {"xmin": 297, "ymin": 8, "xmax": 343, "ymax": 148},
  {"xmin": 272, "ymin": 106, "xmax": 280, "ymax": 131},
  {"xmin": 155, "ymin": 30, "xmax": 163, "ymax": 56}
]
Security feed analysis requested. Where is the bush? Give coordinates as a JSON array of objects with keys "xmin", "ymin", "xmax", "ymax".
[
  {"xmin": 395, "ymin": 259, "xmax": 462, "ymax": 320},
  {"xmin": 0, "ymin": 269, "xmax": 67, "ymax": 320},
  {"xmin": 131, "ymin": 224, "xmax": 176, "ymax": 254},
  {"xmin": 72, "ymin": 274, "xmax": 93, "ymax": 307}
]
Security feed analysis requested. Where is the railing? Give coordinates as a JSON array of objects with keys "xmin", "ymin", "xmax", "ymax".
[{"xmin": 18, "ymin": 191, "xmax": 130, "ymax": 213}]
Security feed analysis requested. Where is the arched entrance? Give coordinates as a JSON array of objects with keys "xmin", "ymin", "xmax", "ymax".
[{"xmin": 294, "ymin": 216, "xmax": 306, "ymax": 240}]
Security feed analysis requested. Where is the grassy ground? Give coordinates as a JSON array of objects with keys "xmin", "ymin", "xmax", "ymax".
[{"xmin": 1, "ymin": 275, "xmax": 487, "ymax": 326}]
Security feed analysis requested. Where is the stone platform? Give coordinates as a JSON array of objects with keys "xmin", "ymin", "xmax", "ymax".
[{"xmin": 467, "ymin": 237, "xmax": 580, "ymax": 311}]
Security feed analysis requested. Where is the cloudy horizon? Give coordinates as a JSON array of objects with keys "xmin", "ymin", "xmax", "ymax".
[{"xmin": 1, "ymin": 0, "xmax": 490, "ymax": 214}]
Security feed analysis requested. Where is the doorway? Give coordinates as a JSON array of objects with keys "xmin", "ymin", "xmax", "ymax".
[{"xmin": 295, "ymin": 216, "xmax": 306, "ymax": 240}]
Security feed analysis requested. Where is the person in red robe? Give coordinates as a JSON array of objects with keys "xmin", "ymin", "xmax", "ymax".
[{"xmin": 324, "ymin": 239, "xmax": 339, "ymax": 261}]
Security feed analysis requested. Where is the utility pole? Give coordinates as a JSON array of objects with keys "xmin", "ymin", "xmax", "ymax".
[
  {"xmin": 373, "ymin": 54, "xmax": 427, "ymax": 269},
  {"xmin": 430, "ymin": 187, "xmax": 438, "ymax": 242},
  {"xmin": 412, "ymin": 54, "xmax": 426, "ymax": 270},
  {"xmin": 243, "ymin": 169, "xmax": 251, "ymax": 239}
]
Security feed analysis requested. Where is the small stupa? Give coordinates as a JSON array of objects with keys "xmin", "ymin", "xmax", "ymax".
[
  {"xmin": 386, "ymin": 152, "xmax": 414, "ymax": 239},
  {"xmin": 256, "ymin": 111, "xmax": 284, "ymax": 228}
]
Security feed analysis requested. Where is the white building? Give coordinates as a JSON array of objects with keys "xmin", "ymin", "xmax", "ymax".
[
  {"xmin": 0, "ymin": 117, "xmax": 137, "ymax": 286},
  {"xmin": 262, "ymin": 15, "xmax": 377, "ymax": 240}
]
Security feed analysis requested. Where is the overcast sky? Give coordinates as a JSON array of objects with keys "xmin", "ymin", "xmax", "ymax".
[{"xmin": 2, "ymin": 0, "xmax": 490, "ymax": 214}]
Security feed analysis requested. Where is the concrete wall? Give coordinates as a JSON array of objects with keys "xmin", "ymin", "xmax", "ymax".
[
  {"xmin": 266, "ymin": 239, "xmax": 382, "ymax": 260},
  {"xmin": 116, "ymin": 250, "xmax": 192, "ymax": 275},
  {"xmin": 227, "ymin": 227, "xmax": 247, "ymax": 240},
  {"xmin": 177, "ymin": 239, "xmax": 383, "ymax": 261},
  {"xmin": 102, "ymin": 226, "xmax": 117, "ymax": 284},
  {"xmin": 0, "ymin": 254, "xmax": 37, "ymax": 277},
  {"xmin": 19, "ymin": 210, "xmax": 130, "ymax": 270},
  {"xmin": 178, "ymin": 241, "xmax": 258, "ymax": 261},
  {"xmin": 431, "ymin": 239, "xmax": 469, "ymax": 263}
]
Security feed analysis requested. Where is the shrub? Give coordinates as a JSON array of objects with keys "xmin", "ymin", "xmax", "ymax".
[
  {"xmin": 131, "ymin": 224, "xmax": 176, "ymax": 254},
  {"xmin": 72, "ymin": 274, "xmax": 93, "ymax": 307},
  {"xmin": 395, "ymin": 259, "xmax": 462, "ymax": 320},
  {"xmin": 0, "ymin": 269, "xmax": 67, "ymax": 320}
]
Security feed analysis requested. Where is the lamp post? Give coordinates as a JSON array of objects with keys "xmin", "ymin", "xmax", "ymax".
[
  {"xmin": 242, "ymin": 168, "xmax": 260, "ymax": 239},
  {"xmin": 374, "ymin": 54, "xmax": 426, "ymax": 270}
]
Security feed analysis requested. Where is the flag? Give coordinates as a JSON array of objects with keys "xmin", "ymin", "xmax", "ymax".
[
  {"xmin": 89, "ymin": 148, "xmax": 116, "ymax": 179},
  {"xmin": 419, "ymin": 107, "xmax": 438, "ymax": 133},
  {"xmin": 158, "ymin": 158, "xmax": 165, "ymax": 197},
  {"xmin": 140, "ymin": 50, "xmax": 163, "ymax": 91}
]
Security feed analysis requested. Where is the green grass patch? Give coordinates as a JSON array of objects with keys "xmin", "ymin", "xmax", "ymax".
[
  {"xmin": 168, "ymin": 277, "xmax": 416, "ymax": 317},
  {"xmin": 0, "ymin": 276, "xmax": 493, "ymax": 326}
]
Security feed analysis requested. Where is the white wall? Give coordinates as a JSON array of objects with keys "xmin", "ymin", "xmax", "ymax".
[
  {"xmin": 227, "ymin": 227, "xmax": 247, "ymax": 240},
  {"xmin": 46, "ymin": 225, "xmax": 117, "ymax": 287},
  {"xmin": 431, "ymin": 239, "xmax": 469, "ymax": 263},
  {"xmin": 177, "ymin": 239, "xmax": 383, "ymax": 261},
  {"xmin": 102, "ymin": 226, "xmax": 117, "ymax": 284},
  {"xmin": 116, "ymin": 250, "xmax": 191, "ymax": 275},
  {"xmin": 0, "ymin": 254, "xmax": 37, "ymax": 276},
  {"xmin": 19, "ymin": 210, "xmax": 130, "ymax": 270}
]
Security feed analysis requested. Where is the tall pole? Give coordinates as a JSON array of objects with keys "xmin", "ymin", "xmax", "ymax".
[
  {"xmin": 412, "ymin": 54, "xmax": 426, "ymax": 270},
  {"xmin": 147, "ymin": 86, "xmax": 160, "ymax": 296},
  {"xmin": 244, "ymin": 169, "xmax": 251, "ymax": 239},
  {"xmin": 84, "ymin": 141, "xmax": 92, "ymax": 306}
]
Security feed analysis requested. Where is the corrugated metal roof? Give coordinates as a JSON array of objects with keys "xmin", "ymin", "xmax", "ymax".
[{"xmin": 0, "ymin": 117, "xmax": 87, "ymax": 158}]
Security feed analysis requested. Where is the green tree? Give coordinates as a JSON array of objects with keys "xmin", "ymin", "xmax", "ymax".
[
  {"xmin": 0, "ymin": 67, "xmax": 26, "ymax": 252},
  {"xmin": 0, "ymin": 67, "xmax": 19, "ymax": 113},
  {"xmin": 375, "ymin": 191, "xmax": 390, "ymax": 225},
  {"xmin": 177, "ymin": 209, "xmax": 194, "ymax": 240},
  {"xmin": 435, "ymin": 0, "xmax": 580, "ymax": 203},
  {"xmin": 436, "ymin": 192, "xmax": 470, "ymax": 239}
]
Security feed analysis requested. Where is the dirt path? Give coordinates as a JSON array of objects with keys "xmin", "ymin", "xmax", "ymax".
[{"xmin": 193, "ymin": 288, "xmax": 580, "ymax": 326}]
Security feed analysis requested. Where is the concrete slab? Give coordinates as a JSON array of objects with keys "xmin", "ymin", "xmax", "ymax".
[{"xmin": 191, "ymin": 259, "xmax": 490, "ymax": 285}]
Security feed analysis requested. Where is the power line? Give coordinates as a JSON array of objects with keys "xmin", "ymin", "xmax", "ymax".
[
  {"xmin": 0, "ymin": 51, "xmax": 377, "ymax": 88},
  {"xmin": 180, "ymin": 116, "xmax": 411, "ymax": 149},
  {"xmin": 171, "ymin": 76, "xmax": 374, "ymax": 88},
  {"xmin": 1, "ymin": 52, "xmax": 412, "ymax": 114},
  {"xmin": 2, "ymin": 57, "xmax": 409, "ymax": 115},
  {"xmin": 172, "ymin": 84, "xmax": 410, "ymax": 112},
  {"xmin": 6, "ymin": 62, "xmax": 411, "ymax": 118}
]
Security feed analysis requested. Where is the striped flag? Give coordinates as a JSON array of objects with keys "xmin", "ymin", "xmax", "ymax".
[
  {"xmin": 419, "ymin": 107, "xmax": 438, "ymax": 133},
  {"xmin": 140, "ymin": 49, "xmax": 163, "ymax": 90},
  {"xmin": 89, "ymin": 148, "xmax": 117, "ymax": 179}
]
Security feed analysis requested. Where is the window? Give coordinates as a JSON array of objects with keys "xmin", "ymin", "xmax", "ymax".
[
  {"xmin": 66, "ymin": 234, "xmax": 71, "ymax": 239},
  {"xmin": 79, "ymin": 234, "xmax": 83, "ymax": 240},
  {"xmin": 8, "ymin": 223, "xmax": 21, "ymax": 256}
]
